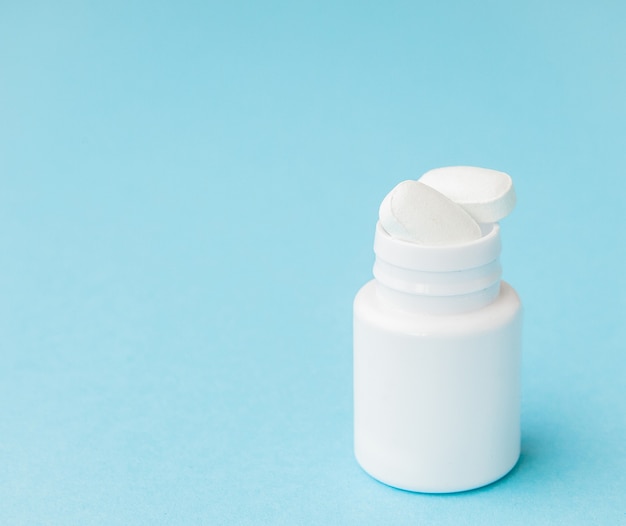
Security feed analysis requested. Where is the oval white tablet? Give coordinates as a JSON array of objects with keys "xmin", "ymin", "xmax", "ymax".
[
  {"xmin": 379, "ymin": 181, "xmax": 482, "ymax": 246},
  {"xmin": 418, "ymin": 166, "xmax": 516, "ymax": 223}
]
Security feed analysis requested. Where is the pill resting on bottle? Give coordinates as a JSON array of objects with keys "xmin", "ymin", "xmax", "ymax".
[{"xmin": 353, "ymin": 166, "xmax": 522, "ymax": 493}]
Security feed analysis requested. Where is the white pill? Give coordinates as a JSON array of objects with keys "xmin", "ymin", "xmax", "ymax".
[
  {"xmin": 418, "ymin": 166, "xmax": 516, "ymax": 223},
  {"xmin": 379, "ymin": 180, "xmax": 482, "ymax": 246}
]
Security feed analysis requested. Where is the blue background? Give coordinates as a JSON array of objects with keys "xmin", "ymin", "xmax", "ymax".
[{"xmin": 1, "ymin": 1, "xmax": 625, "ymax": 524}]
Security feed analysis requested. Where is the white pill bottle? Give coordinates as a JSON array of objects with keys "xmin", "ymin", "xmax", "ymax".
[{"xmin": 353, "ymin": 200, "xmax": 522, "ymax": 492}]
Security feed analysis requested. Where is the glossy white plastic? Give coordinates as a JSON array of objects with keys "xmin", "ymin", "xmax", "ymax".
[{"xmin": 353, "ymin": 223, "xmax": 522, "ymax": 493}]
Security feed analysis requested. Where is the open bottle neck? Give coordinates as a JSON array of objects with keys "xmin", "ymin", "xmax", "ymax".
[{"xmin": 372, "ymin": 222, "xmax": 502, "ymax": 315}]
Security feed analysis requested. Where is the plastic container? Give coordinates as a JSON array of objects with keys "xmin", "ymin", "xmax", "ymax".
[{"xmin": 353, "ymin": 222, "xmax": 522, "ymax": 493}]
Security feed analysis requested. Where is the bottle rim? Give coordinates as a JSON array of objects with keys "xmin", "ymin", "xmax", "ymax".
[{"xmin": 374, "ymin": 221, "xmax": 501, "ymax": 272}]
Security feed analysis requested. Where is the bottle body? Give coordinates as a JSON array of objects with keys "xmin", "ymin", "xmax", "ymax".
[{"xmin": 353, "ymin": 279, "xmax": 522, "ymax": 493}]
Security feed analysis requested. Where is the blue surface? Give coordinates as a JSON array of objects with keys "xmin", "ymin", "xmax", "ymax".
[{"xmin": 1, "ymin": 1, "xmax": 625, "ymax": 524}]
